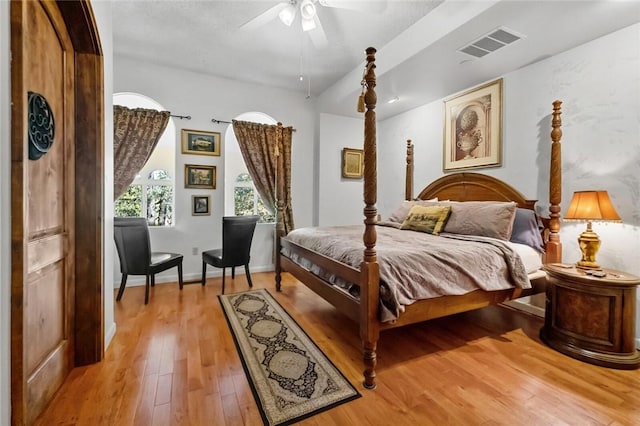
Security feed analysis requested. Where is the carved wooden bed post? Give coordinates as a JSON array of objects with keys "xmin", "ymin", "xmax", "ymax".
[
  {"xmin": 360, "ymin": 47, "xmax": 380, "ymax": 389},
  {"xmin": 275, "ymin": 122, "xmax": 285, "ymax": 291},
  {"xmin": 405, "ymin": 140, "xmax": 414, "ymax": 201},
  {"xmin": 546, "ymin": 101, "xmax": 563, "ymax": 263}
]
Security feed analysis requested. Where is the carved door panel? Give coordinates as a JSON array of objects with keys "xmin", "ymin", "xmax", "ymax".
[{"xmin": 11, "ymin": 1, "xmax": 75, "ymax": 423}]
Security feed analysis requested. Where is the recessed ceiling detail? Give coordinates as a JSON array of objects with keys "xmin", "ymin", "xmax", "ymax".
[{"xmin": 459, "ymin": 27, "xmax": 524, "ymax": 58}]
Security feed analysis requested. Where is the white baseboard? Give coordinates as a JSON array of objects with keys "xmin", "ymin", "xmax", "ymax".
[
  {"xmin": 503, "ymin": 295, "xmax": 545, "ymax": 318},
  {"xmin": 104, "ymin": 321, "xmax": 117, "ymax": 349},
  {"xmin": 115, "ymin": 264, "xmax": 275, "ymax": 287}
]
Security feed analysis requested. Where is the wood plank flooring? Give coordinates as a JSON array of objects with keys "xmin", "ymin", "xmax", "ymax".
[{"xmin": 36, "ymin": 272, "xmax": 640, "ymax": 425}]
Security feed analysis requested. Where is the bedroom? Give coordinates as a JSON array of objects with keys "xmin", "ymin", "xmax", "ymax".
[{"xmin": 1, "ymin": 0, "xmax": 639, "ymax": 424}]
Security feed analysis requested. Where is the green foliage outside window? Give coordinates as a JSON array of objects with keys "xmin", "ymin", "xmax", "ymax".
[
  {"xmin": 115, "ymin": 169, "xmax": 174, "ymax": 227},
  {"xmin": 147, "ymin": 185, "xmax": 173, "ymax": 226},
  {"xmin": 234, "ymin": 173, "xmax": 275, "ymax": 223},
  {"xmin": 257, "ymin": 197, "xmax": 275, "ymax": 223},
  {"xmin": 234, "ymin": 186, "xmax": 255, "ymax": 216},
  {"xmin": 115, "ymin": 185, "xmax": 142, "ymax": 218}
]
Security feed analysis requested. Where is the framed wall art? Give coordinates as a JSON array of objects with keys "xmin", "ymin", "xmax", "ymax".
[
  {"xmin": 181, "ymin": 129, "xmax": 221, "ymax": 156},
  {"xmin": 443, "ymin": 78, "xmax": 502, "ymax": 171},
  {"xmin": 192, "ymin": 195, "xmax": 211, "ymax": 216},
  {"xmin": 342, "ymin": 147, "xmax": 364, "ymax": 179},
  {"xmin": 185, "ymin": 164, "xmax": 216, "ymax": 189}
]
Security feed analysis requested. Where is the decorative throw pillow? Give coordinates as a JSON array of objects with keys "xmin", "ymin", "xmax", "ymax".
[
  {"xmin": 400, "ymin": 205, "xmax": 452, "ymax": 235},
  {"xmin": 376, "ymin": 220, "xmax": 403, "ymax": 229},
  {"xmin": 510, "ymin": 208, "xmax": 545, "ymax": 253},
  {"xmin": 441, "ymin": 201, "xmax": 517, "ymax": 240},
  {"xmin": 387, "ymin": 198, "xmax": 438, "ymax": 223}
]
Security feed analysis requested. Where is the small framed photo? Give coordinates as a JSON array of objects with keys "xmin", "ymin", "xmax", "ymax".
[
  {"xmin": 342, "ymin": 148, "xmax": 364, "ymax": 179},
  {"xmin": 181, "ymin": 129, "xmax": 221, "ymax": 156},
  {"xmin": 443, "ymin": 78, "xmax": 502, "ymax": 171},
  {"xmin": 185, "ymin": 164, "xmax": 216, "ymax": 189},
  {"xmin": 192, "ymin": 195, "xmax": 211, "ymax": 216}
]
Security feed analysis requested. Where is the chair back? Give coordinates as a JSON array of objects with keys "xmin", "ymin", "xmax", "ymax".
[
  {"xmin": 114, "ymin": 217, "xmax": 152, "ymax": 275},
  {"xmin": 222, "ymin": 215, "xmax": 259, "ymax": 266}
]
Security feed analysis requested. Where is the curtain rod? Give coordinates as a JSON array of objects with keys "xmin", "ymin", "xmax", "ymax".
[
  {"xmin": 170, "ymin": 114, "xmax": 191, "ymax": 120},
  {"xmin": 212, "ymin": 118, "xmax": 296, "ymax": 131}
]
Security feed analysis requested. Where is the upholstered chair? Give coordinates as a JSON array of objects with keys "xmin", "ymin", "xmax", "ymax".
[
  {"xmin": 114, "ymin": 217, "xmax": 184, "ymax": 304},
  {"xmin": 201, "ymin": 215, "xmax": 259, "ymax": 294}
]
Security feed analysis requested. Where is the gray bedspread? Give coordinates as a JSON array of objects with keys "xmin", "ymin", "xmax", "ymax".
[{"xmin": 282, "ymin": 225, "xmax": 530, "ymax": 322}]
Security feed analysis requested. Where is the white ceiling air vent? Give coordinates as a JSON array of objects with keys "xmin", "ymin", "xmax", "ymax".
[{"xmin": 459, "ymin": 27, "xmax": 523, "ymax": 59}]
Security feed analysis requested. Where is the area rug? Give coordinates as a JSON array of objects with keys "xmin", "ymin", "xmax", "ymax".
[{"xmin": 219, "ymin": 289, "xmax": 361, "ymax": 426}]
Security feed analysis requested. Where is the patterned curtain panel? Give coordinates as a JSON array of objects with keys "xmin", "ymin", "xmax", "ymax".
[
  {"xmin": 113, "ymin": 105, "xmax": 170, "ymax": 199},
  {"xmin": 232, "ymin": 120, "xmax": 295, "ymax": 234}
]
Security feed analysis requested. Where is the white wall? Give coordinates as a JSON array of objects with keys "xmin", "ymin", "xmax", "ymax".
[
  {"xmin": 0, "ymin": 1, "xmax": 10, "ymax": 423},
  {"xmin": 92, "ymin": 1, "xmax": 116, "ymax": 349},
  {"xmin": 375, "ymin": 24, "xmax": 640, "ymax": 338},
  {"xmin": 112, "ymin": 56, "xmax": 316, "ymax": 285},
  {"xmin": 318, "ymin": 113, "xmax": 366, "ymax": 226}
]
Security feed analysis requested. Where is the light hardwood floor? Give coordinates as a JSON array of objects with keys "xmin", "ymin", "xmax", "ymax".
[{"xmin": 36, "ymin": 272, "xmax": 640, "ymax": 425}]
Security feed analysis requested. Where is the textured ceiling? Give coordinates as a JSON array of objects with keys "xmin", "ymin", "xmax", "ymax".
[
  {"xmin": 112, "ymin": 0, "xmax": 442, "ymax": 96},
  {"xmin": 112, "ymin": 1, "xmax": 640, "ymax": 119}
]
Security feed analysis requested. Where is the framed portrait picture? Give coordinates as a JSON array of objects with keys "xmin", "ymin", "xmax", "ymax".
[
  {"xmin": 185, "ymin": 164, "xmax": 216, "ymax": 189},
  {"xmin": 192, "ymin": 195, "xmax": 211, "ymax": 216},
  {"xmin": 181, "ymin": 129, "xmax": 221, "ymax": 156},
  {"xmin": 342, "ymin": 148, "xmax": 364, "ymax": 179},
  {"xmin": 443, "ymin": 78, "xmax": 502, "ymax": 171}
]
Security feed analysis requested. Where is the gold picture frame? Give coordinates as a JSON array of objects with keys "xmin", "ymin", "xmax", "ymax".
[
  {"xmin": 342, "ymin": 148, "xmax": 364, "ymax": 179},
  {"xmin": 185, "ymin": 164, "xmax": 216, "ymax": 189},
  {"xmin": 181, "ymin": 129, "xmax": 221, "ymax": 156},
  {"xmin": 443, "ymin": 78, "xmax": 502, "ymax": 171},
  {"xmin": 192, "ymin": 195, "xmax": 211, "ymax": 216}
]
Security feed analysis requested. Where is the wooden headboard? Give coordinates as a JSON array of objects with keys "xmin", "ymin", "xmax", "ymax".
[
  {"xmin": 401, "ymin": 101, "xmax": 563, "ymax": 264},
  {"xmin": 415, "ymin": 172, "xmax": 537, "ymax": 210}
]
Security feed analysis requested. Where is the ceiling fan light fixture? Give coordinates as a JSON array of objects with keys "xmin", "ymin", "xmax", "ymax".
[
  {"xmin": 300, "ymin": 0, "xmax": 316, "ymax": 20},
  {"xmin": 278, "ymin": 2, "xmax": 297, "ymax": 26},
  {"xmin": 301, "ymin": 17, "xmax": 316, "ymax": 32}
]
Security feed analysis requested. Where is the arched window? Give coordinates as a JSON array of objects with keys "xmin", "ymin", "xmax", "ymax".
[
  {"xmin": 224, "ymin": 112, "xmax": 276, "ymax": 223},
  {"xmin": 113, "ymin": 92, "xmax": 175, "ymax": 226}
]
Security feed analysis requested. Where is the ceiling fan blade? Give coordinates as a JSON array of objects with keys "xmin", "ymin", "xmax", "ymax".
[
  {"xmin": 239, "ymin": 2, "xmax": 288, "ymax": 31},
  {"xmin": 318, "ymin": 0, "xmax": 387, "ymax": 13},
  {"xmin": 308, "ymin": 15, "xmax": 328, "ymax": 49}
]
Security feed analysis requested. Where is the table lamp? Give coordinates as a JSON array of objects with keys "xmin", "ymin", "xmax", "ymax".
[{"xmin": 564, "ymin": 190, "xmax": 621, "ymax": 270}]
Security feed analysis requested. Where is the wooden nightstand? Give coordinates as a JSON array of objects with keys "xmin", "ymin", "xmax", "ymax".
[{"xmin": 540, "ymin": 263, "xmax": 640, "ymax": 369}]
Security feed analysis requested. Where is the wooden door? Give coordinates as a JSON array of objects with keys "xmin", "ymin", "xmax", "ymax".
[
  {"xmin": 11, "ymin": 1, "xmax": 75, "ymax": 423},
  {"xmin": 8, "ymin": 0, "xmax": 110, "ymax": 423}
]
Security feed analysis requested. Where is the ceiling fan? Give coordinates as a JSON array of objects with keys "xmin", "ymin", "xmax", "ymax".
[{"xmin": 240, "ymin": 0, "xmax": 385, "ymax": 49}]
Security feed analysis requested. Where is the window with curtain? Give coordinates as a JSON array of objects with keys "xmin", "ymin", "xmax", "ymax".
[
  {"xmin": 233, "ymin": 172, "xmax": 275, "ymax": 222},
  {"xmin": 113, "ymin": 92, "xmax": 176, "ymax": 227},
  {"xmin": 224, "ymin": 111, "xmax": 276, "ymax": 224}
]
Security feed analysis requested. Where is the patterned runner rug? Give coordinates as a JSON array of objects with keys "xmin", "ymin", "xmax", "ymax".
[{"xmin": 219, "ymin": 289, "xmax": 361, "ymax": 425}]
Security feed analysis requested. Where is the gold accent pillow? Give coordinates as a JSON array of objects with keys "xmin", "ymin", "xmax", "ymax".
[{"xmin": 400, "ymin": 205, "xmax": 452, "ymax": 235}]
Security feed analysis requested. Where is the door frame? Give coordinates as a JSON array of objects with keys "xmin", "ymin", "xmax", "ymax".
[{"xmin": 10, "ymin": 0, "xmax": 103, "ymax": 423}]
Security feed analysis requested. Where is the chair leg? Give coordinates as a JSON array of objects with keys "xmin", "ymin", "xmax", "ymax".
[
  {"xmin": 245, "ymin": 263, "xmax": 253, "ymax": 289},
  {"xmin": 178, "ymin": 262, "xmax": 184, "ymax": 290},
  {"xmin": 116, "ymin": 273, "xmax": 128, "ymax": 301},
  {"xmin": 144, "ymin": 275, "xmax": 150, "ymax": 305},
  {"xmin": 231, "ymin": 266, "xmax": 235, "ymax": 279},
  {"xmin": 202, "ymin": 262, "xmax": 207, "ymax": 286},
  {"xmin": 151, "ymin": 274, "xmax": 155, "ymax": 287},
  {"xmin": 222, "ymin": 267, "xmax": 226, "ymax": 295}
]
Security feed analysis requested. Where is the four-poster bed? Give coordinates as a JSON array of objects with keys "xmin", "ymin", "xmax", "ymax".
[{"xmin": 275, "ymin": 47, "xmax": 564, "ymax": 389}]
